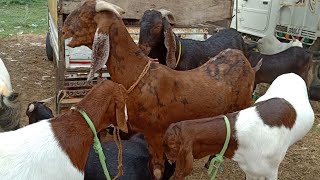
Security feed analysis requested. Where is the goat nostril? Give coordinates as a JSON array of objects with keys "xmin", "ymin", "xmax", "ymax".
[{"xmin": 139, "ymin": 47, "xmax": 146, "ymax": 52}]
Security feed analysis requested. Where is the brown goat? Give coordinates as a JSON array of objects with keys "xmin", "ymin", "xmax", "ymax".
[{"xmin": 62, "ymin": 0, "xmax": 260, "ymax": 179}]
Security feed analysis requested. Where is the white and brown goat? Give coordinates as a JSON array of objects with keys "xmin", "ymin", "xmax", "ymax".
[
  {"xmin": 0, "ymin": 80, "xmax": 128, "ymax": 179},
  {"xmin": 164, "ymin": 73, "xmax": 314, "ymax": 180}
]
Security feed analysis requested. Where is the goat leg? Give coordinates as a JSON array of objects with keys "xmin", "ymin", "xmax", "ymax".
[
  {"xmin": 204, "ymin": 155, "xmax": 214, "ymax": 169},
  {"xmin": 173, "ymin": 144, "xmax": 193, "ymax": 180},
  {"xmin": 146, "ymin": 135, "xmax": 166, "ymax": 180}
]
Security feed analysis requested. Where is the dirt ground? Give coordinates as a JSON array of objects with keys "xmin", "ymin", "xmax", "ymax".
[{"xmin": 0, "ymin": 34, "xmax": 319, "ymax": 179}]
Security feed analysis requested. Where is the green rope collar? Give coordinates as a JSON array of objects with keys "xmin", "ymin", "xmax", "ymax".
[
  {"xmin": 71, "ymin": 107, "xmax": 112, "ymax": 180},
  {"xmin": 207, "ymin": 115, "xmax": 231, "ymax": 180}
]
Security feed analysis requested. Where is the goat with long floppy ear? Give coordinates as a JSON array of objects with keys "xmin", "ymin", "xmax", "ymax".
[
  {"xmin": 158, "ymin": 9, "xmax": 177, "ymax": 69},
  {"xmin": 87, "ymin": 0, "xmax": 125, "ymax": 81}
]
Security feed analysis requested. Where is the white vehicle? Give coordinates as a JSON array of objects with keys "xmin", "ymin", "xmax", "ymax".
[{"xmin": 231, "ymin": 0, "xmax": 320, "ymax": 87}]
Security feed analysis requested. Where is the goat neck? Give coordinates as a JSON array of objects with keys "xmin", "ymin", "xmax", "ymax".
[
  {"xmin": 51, "ymin": 81, "xmax": 117, "ymax": 171},
  {"xmin": 105, "ymin": 18, "xmax": 150, "ymax": 89},
  {"xmin": 165, "ymin": 114, "xmax": 238, "ymax": 162}
]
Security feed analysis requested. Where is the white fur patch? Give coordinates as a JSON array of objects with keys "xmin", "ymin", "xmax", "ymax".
[
  {"xmin": 124, "ymin": 104, "xmax": 128, "ymax": 122},
  {"xmin": 257, "ymin": 35, "xmax": 303, "ymax": 55},
  {"xmin": 0, "ymin": 120, "xmax": 84, "ymax": 179},
  {"xmin": 28, "ymin": 103, "xmax": 35, "ymax": 112},
  {"xmin": 0, "ymin": 58, "xmax": 13, "ymax": 96},
  {"xmin": 95, "ymin": 0, "xmax": 125, "ymax": 17}
]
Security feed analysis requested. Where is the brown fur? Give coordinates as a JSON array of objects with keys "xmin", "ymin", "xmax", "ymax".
[
  {"xmin": 163, "ymin": 19, "xmax": 177, "ymax": 69},
  {"xmin": 255, "ymin": 98, "xmax": 297, "ymax": 129},
  {"xmin": 62, "ymin": 1, "xmax": 257, "ymax": 178},
  {"xmin": 163, "ymin": 114, "xmax": 238, "ymax": 180},
  {"xmin": 51, "ymin": 80, "xmax": 128, "ymax": 171}
]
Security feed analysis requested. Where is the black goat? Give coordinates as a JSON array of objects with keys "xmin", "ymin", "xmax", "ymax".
[
  {"xmin": 85, "ymin": 133, "xmax": 175, "ymax": 180},
  {"xmin": 25, "ymin": 101, "xmax": 175, "ymax": 180},
  {"xmin": 26, "ymin": 101, "xmax": 54, "ymax": 124},
  {"xmin": 248, "ymin": 47, "xmax": 313, "ymax": 87},
  {"xmin": 138, "ymin": 9, "xmax": 250, "ymax": 70}
]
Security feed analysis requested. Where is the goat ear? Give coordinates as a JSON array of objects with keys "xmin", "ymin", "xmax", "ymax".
[
  {"xmin": 88, "ymin": 28, "xmax": 110, "ymax": 81},
  {"xmin": 114, "ymin": 86, "xmax": 128, "ymax": 133},
  {"xmin": 163, "ymin": 21, "xmax": 177, "ymax": 69}
]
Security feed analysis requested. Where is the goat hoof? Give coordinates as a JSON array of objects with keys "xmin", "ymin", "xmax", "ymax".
[{"xmin": 153, "ymin": 168, "xmax": 162, "ymax": 180}]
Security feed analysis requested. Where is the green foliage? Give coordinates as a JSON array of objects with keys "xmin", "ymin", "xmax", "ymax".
[
  {"xmin": 0, "ymin": 0, "xmax": 46, "ymax": 5},
  {"xmin": 0, "ymin": 0, "xmax": 47, "ymax": 37}
]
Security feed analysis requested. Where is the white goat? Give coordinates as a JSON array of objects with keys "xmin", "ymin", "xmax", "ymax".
[
  {"xmin": 257, "ymin": 34, "xmax": 303, "ymax": 55},
  {"xmin": 163, "ymin": 73, "xmax": 314, "ymax": 180}
]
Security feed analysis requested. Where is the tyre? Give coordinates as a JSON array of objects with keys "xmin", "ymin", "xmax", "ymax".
[{"xmin": 46, "ymin": 32, "xmax": 54, "ymax": 61}]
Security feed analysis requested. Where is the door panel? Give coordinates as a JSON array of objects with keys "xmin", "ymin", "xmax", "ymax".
[{"xmin": 240, "ymin": 0, "xmax": 272, "ymax": 32}]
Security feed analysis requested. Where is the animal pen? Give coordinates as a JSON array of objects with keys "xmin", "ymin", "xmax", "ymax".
[{"xmin": 46, "ymin": 0, "xmax": 232, "ymax": 113}]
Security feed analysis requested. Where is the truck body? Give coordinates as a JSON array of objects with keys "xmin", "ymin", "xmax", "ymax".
[{"xmin": 47, "ymin": 0, "xmax": 232, "ymax": 113}]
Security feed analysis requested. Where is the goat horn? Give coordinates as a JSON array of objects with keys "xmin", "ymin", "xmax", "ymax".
[
  {"xmin": 95, "ymin": 0, "xmax": 125, "ymax": 17},
  {"xmin": 158, "ymin": 9, "xmax": 176, "ymax": 24},
  {"xmin": 28, "ymin": 103, "xmax": 35, "ymax": 112},
  {"xmin": 39, "ymin": 96, "xmax": 55, "ymax": 104}
]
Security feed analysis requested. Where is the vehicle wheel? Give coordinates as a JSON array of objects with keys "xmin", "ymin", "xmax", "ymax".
[{"xmin": 46, "ymin": 32, "xmax": 54, "ymax": 61}]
